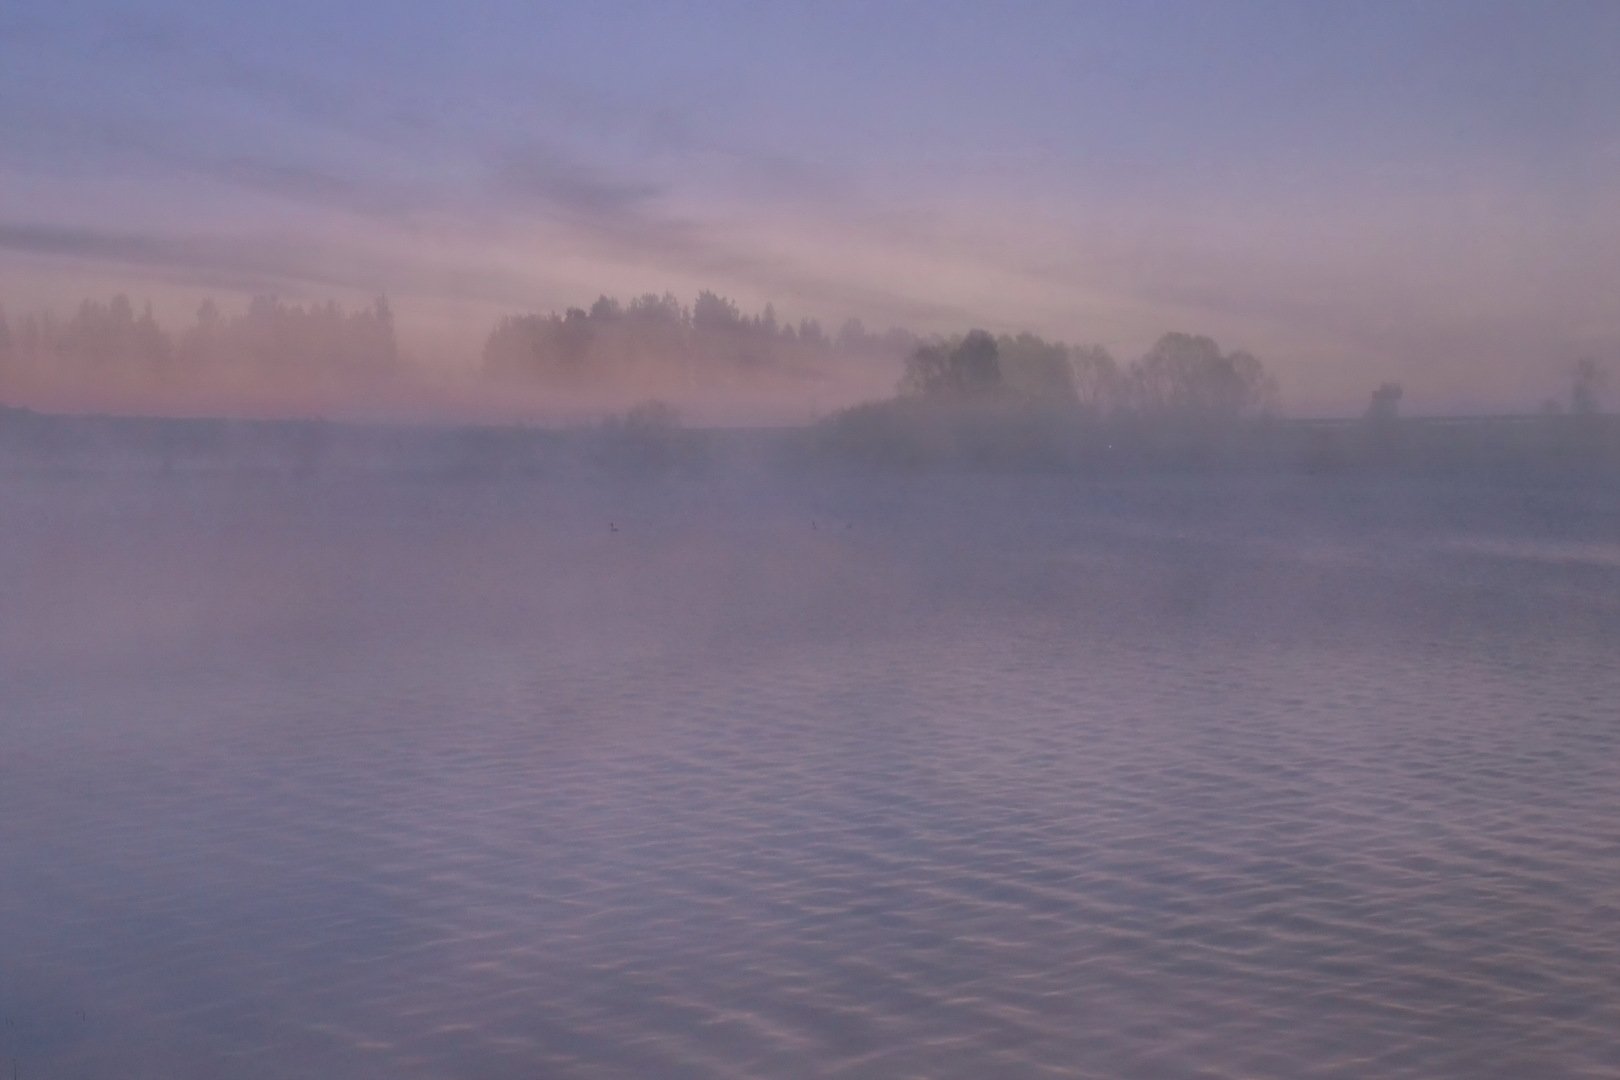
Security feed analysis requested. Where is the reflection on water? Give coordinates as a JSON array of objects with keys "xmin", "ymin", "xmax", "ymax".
[{"xmin": 2, "ymin": 474, "xmax": 1618, "ymax": 1078}]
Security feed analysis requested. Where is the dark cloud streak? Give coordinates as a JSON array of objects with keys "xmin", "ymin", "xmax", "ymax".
[
  {"xmin": 0, "ymin": 220, "xmax": 534, "ymax": 305},
  {"xmin": 492, "ymin": 145, "xmax": 666, "ymax": 218}
]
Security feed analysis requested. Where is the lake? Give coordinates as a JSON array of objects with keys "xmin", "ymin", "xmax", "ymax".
[{"xmin": 2, "ymin": 469, "xmax": 1617, "ymax": 1078}]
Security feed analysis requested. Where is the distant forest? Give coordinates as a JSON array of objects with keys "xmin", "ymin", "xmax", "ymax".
[
  {"xmin": 484, "ymin": 291, "xmax": 915, "ymax": 390},
  {"xmin": 0, "ymin": 289, "xmax": 1279, "ymax": 414},
  {"xmin": 0, "ymin": 291, "xmax": 914, "ymax": 402},
  {"xmin": 0, "ymin": 290, "xmax": 1606, "ymax": 426}
]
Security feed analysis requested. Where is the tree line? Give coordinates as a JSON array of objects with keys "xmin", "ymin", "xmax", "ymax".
[
  {"xmin": 482, "ymin": 290, "xmax": 919, "ymax": 388},
  {"xmin": 0, "ymin": 289, "xmax": 1605, "ymax": 424},
  {"xmin": 0, "ymin": 295, "xmax": 399, "ymax": 393}
]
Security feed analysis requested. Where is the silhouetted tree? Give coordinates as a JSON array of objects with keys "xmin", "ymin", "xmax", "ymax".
[
  {"xmin": 900, "ymin": 329, "xmax": 1002, "ymax": 398},
  {"xmin": 482, "ymin": 314, "xmax": 550, "ymax": 378},
  {"xmin": 797, "ymin": 318, "xmax": 828, "ymax": 349},
  {"xmin": 186, "ymin": 294, "xmax": 400, "ymax": 379},
  {"xmin": 1070, "ymin": 344, "xmax": 1122, "ymax": 415},
  {"xmin": 626, "ymin": 292, "xmax": 684, "ymax": 325},
  {"xmin": 10, "ymin": 295, "xmax": 176, "ymax": 381},
  {"xmin": 900, "ymin": 343, "xmax": 948, "ymax": 397},
  {"xmin": 1365, "ymin": 382, "xmax": 1403, "ymax": 424},
  {"xmin": 1125, "ymin": 333, "xmax": 1275, "ymax": 421},
  {"xmin": 836, "ymin": 317, "xmax": 869, "ymax": 352},
  {"xmin": 692, "ymin": 290, "xmax": 742, "ymax": 333},
  {"xmin": 997, "ymin": 332, "xmax": 1077, "ymax": 404},
  {"xmin": 1572, "ymin": 357, "xmax": 1605, "ymax": 415},
  {"xmin": 5, "ymin": 293, "xmax": 407, "ymax": 401},
  {"xmin": 485, "ymin": 307, "xmax": 597, "ymax": 383}
]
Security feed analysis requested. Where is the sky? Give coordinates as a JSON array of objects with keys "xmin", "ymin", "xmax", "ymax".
[{"xmin": 2, "ymin": 0, "xmax": 1618, "ymax": 416}]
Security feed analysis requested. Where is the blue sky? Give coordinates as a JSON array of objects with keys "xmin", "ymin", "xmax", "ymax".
[{"xmin": 2, "ymin": 0, "xmax": 1617, "ymax": 412}]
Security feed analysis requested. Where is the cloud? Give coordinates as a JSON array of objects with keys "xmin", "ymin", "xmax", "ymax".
[
  {"xmin": 491, "ymin": 145, "xmax": 666, "ymax": 219},
  {"xmin": 474, "ymin": 138, "xmax": 970, "ymax": 325},
  {"xmin": 0, "ymin": 220, "xmax": 530, "ymax": 303},
  {"xmin": 204, "ymin": 157, "xmax": 433, "ymax": 223},
  {"xmin": 3, "ymin": 9, "xmax": 978, "ymax": 329},
  {"xmin": 0, "ymin": 222, "xmax": 226, "ymax": 273}
]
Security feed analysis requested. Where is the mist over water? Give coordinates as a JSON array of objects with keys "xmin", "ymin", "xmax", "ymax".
[
  {"xmin": 3, "ymin": 451, "xmax": 1618, "ymax": 1078},
  {"xmin": 7, "ymin": 3, "xmax": 1620, "ymax": 1074}
]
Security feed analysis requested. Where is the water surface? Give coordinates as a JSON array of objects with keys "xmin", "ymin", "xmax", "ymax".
[{"xmin": 3, "ymin": 472, "xmax": 1617, "ymax": 1078}]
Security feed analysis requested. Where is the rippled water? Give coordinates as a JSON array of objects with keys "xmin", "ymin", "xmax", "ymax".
[{"xmin": 3, "ymin": 472, "xmax": 1618, "ymax": 1078}]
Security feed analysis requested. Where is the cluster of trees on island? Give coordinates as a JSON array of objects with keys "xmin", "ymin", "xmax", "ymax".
[
  {"xmin": 812, "ymin": 325, "xmax": 1611, "ymax": 471},
  {"xmin": 895, "ymin": 328, "xmax": 1277, "ymax": 418},
  {"xmin": 815, "ymin": 327, "xmax": 1288, "ymax": 467}
]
